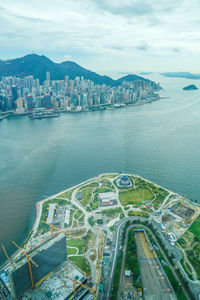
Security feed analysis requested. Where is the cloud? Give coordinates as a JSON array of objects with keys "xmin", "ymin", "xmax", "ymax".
[
  {"xmin": 135, "ymin": 43, "xmax": 150, "ymax": 51},
  {"xmin": 93, "ymin": 0, "xmax": 154, "ymax": 16},
  {"xmin": 172, "ymin": 48, "xmax": 180, "ymax": 53},
  {"xmin": 63, "ymin": 54, "xmax": 72, "ymax": 61},
  {"xmin": 0, "ymin": 0, "xmax": 200, "ymax": 72}
]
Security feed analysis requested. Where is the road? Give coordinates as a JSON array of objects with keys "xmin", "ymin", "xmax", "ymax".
[
  {"xmin": 104, "ymin": 217, "xmax": 146, "ymax": 300},
  {"xmin": 104, "ymin": 218, "xmax": 190, "ymax": 300},
  {"xmin": 135, "ymin": 230, "xmax": 177, "ymax": 300}
]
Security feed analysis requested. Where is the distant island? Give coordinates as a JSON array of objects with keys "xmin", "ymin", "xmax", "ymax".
[
  {"xmin": 183, "ymin": 84, "xmax": 198, "ymax": 90},
  {"xmin": 139, "ymin": 72, "xmax": 153, "ymax": 75},
  {"xmin": 161, "ymin": 72, "xmax": 200, "ymax": 80}
]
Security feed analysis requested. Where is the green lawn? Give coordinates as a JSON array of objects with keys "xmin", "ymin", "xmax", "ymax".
[
  {"xmin": 101, "ymin": 174, "xmax": 119, "ymax": 179},
  {"xmin": 94, "ymin": 186, "xmax": 112, "ymax": 193},
  {"xmin": 135, "ymin": 178, "xmax": 169, "ymax": 199},
  {"xmin": 99, "ymin": 179, "xmax": 112, "ymax": 186},
  {"xmin": 90, "ymin": 196, "xmax": 99, "ymax": 210},
  {"xmin": 59, "ymin": 188, "xmax": 76, "ymax": 200},
  {"xmin": 100, "ymin": 207, "xmax": 123, "ymax": 218},
  {"xmin": 67, "ymin": 231, "xmax": 93, "ymax": 254},
  {"xmin": 189, "ymin": 217, "xmax": 200, "ymax": 241},
  {"xmin": 88, "ymin": 216, "xmax": 95, "ymax": 226},
  {"xmin": 178, "ymin": 216, "xmax": 200, "ymax": 280},
  {"xmin": 69, "ymin": 256, "xmax": 91, "ymax": 276},
  {"xmin": 74, "ymin": 210, "xmax": 83, "ymax": 220},
  {"xmin": 67, "ymin": 238, "xmax": 88, "ymax": 254},
  {"xmin": 119, "ymin": 188, "xmax": 154, "ymax": 206},
  {"xmin": 79, "ymin": 187, "xmax": 93, "ymax": 207},
  {"xmin": 152, "ymin": 194, "xmax": 166, "ymax": 209},
  {"xmin": 67, "ymin": 247, "xmax": 77, "ymax": 255},
  {"xmin": 82, "ymin": 182, "xmax": 99, "ymax": 188},
  {"xmin": 128, "ymin": 211, "xmax": 149, "ymax": 218}
]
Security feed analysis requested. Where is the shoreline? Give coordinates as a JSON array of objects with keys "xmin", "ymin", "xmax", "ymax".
[
  {"xmin": 1, "ymin": 172, "xmax": 199, "ymax": 270},
  {"xmin": 0, "ymin": 94, "xmax": 160, "ymax": 120},
  {"xmin": 30, "ymin": 172, "xmax": 195, "ymax": 239}
]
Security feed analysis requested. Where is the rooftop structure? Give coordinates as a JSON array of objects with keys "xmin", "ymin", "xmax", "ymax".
[
  {"xmin": 117, "ymin": 175, "xmax": 132, "ymax": 187},
  {"xmin": 46, "ymin": 203, "xmax": 57, "ymax": 224},
  {"xmin": 65, "ymin": 209, "xmax": 70, "ymax": 225},
  {"xmin": 98, "ymin": 192, "xmax": 118, "ymax": 206},
  {"xmin": 124, "ymin": 270, "xmax": 131, "ymax": 277},
  {"xmin": 75, "ymin": 192, "xmax": 83, "ymax": 201},
  {"xmin": 170, "ymin": 204, "xmax": 195, "ymax": 220}
]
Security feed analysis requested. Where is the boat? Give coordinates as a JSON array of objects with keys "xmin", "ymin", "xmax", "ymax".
[{"xmin": 29, "ymin": 108, "xmax": 59, "ymax": 119}]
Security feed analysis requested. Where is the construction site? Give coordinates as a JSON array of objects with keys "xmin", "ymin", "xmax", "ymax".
[
  {"xmin": 154, "ymin": 196, "xmax": 200, "ymax": 241},
  {"xmin": 0, "ymin": 196, "xmax": 97, "ymax": 300},
  {"xmin": 0, "ymin": 232, "xmax": 95, "ymax": 300},
  {"xmin": 1, "ymin": 174, "xmax": 199, "ymax": 300}
]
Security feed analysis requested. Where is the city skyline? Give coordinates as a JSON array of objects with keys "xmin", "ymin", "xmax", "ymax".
[
  {"xmin": 0, "ymin": 0, "xmax": 200, "ymax": 74},
  {"xmin": 0, "ymin": 71, "xmax": 160, "ymax": 113}
]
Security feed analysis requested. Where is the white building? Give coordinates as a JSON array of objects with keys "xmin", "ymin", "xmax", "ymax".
[
  {"xmin": 64, "ymin": 209, "xmax": 70, "ymax": 225},
  {"xmin": 98, "ymin": 192, "xmax": 118, "ymax": 206},
  {"xmin": 47, "ymin": 203, "xmax": 57, "ymax": 224}
]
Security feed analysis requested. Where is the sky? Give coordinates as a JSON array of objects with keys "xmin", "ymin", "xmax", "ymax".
[{"xmin": 0, "ymin": 0, "xmax": 200, "ymax": 75}]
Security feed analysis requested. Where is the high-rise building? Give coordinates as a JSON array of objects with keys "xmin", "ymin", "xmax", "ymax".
[
  {"xmin": 11, "ymin": 86, "xmax": 18, "ymax": 109},
  {"xmin": 42, "ymin": 94, "xmax": 52, "ymax": 109},
  {"xmin": 46, "ymin": 71, "xmax": 50, "ymax": 83},
  {"xmin": 26, "ymin": 96, "xmax": 35, "ymax": 111},
  {"xmin": 16, "ymin": 98, "xmax": 25, "ymax": 114}
]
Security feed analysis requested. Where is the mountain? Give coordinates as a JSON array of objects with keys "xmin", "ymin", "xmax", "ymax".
[
  {"xmin": 116, "ymin": 74, "xmax": 150, "ymax": 84},
  {"xmin": 161, "ymin": 72, "xmax": 200, "ymax": 80},
  {"xmin": 0, "ymin": 54, "xmax": 154, "ymax": 86}
]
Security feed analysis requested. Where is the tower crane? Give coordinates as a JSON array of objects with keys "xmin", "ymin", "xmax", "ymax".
[
  {"xmin": 43, "ymin": 221, "xmax": 74, "ymax": 238},
  {"xmin": 1, "ymin": 244, "xmax": 13, "ymax": 266},
  {"xmin": 12, "ymin": 241, "xmax": 38, "ymax": 290},
  {"xmin": 179, "ymin": 196, "xmax": 186, "ymax": 212},
  {"xmin": 68, "ymin": 277, "xmax": 96, "ymax": 300}
]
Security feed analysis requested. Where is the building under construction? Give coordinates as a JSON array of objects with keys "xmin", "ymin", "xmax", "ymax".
[
  {"xmin": 7, "ymin": 233, "xmax": 67, "ymax": 299},
  {"xmin": 170, "ymin": 204, "xmax": 195, "ymax": 220}
]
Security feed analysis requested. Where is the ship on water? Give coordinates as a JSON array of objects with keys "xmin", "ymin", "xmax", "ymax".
[{"xmin": 29, "ymin": 108, "xmax": 59, "ymax": 119}]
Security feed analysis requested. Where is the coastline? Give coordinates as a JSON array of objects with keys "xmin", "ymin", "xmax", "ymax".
[
  {"xmin": 5, "ymin": 171, "xmax": 198, "ymax": 267},
  {"xmin": 0, "ymin": 94, "xmax": 160, "ymax": 120},
  {"xmin": 30, "ymin": 172, "xmax": 185, "ymax": 240}
]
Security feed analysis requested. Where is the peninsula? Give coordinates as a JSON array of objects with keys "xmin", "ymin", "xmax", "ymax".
[{"xmin": 0, "ymin": 173, "xmax": 199, "ymax": 300}]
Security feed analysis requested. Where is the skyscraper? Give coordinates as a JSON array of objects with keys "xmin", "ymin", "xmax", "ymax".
[
  {"xmin": 46, "ymin": 71, "xmax": 50, "ymax": 83},
  {"xmin": 11, "ymin": 86, "xmax": 18, "ymax": 109}
]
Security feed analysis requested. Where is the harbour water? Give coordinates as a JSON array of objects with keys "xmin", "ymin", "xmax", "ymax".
[{"xmin": 0, "ymin": 74, "xmax": 200, "ymax": 264}]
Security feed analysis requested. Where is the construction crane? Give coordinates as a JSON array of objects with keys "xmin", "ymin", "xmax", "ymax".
[
  {"xmin": 12, "ymin": 241, "xmax": 38, "ymax": 290},
  {"xmin": 68, "ymin": 277, "xmax": 96, "ymax": 300},
  {"xmin": 179, "ymin": 196, "xmax": 186, "ymax": 212},
  {"xmin": 1, "ymin": 243, "xmax": 13, "ymax": 266},
  {"xmin": 43, "ymin": 221, "xmax": 74, "ymax": 238}
]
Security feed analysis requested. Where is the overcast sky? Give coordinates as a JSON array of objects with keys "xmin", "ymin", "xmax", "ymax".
[{"xmin": 0, "ymin": 0, "xmax": 200, "ymax": 75}]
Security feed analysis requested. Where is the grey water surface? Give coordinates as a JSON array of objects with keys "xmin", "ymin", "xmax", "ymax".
[{"xmin": 0, "ymin": 74, "xmax": 200, "ymax": 263}]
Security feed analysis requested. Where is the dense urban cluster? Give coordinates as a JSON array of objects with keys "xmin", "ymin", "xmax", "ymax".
[{"xmin": 0, "ymin": 71, "xmax": 160, "ymax": 113}]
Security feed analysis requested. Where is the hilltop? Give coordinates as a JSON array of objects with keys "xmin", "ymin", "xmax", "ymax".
[{"xmin": 0, "ymin": 54, "xmax": 157, "ymax": 87}]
